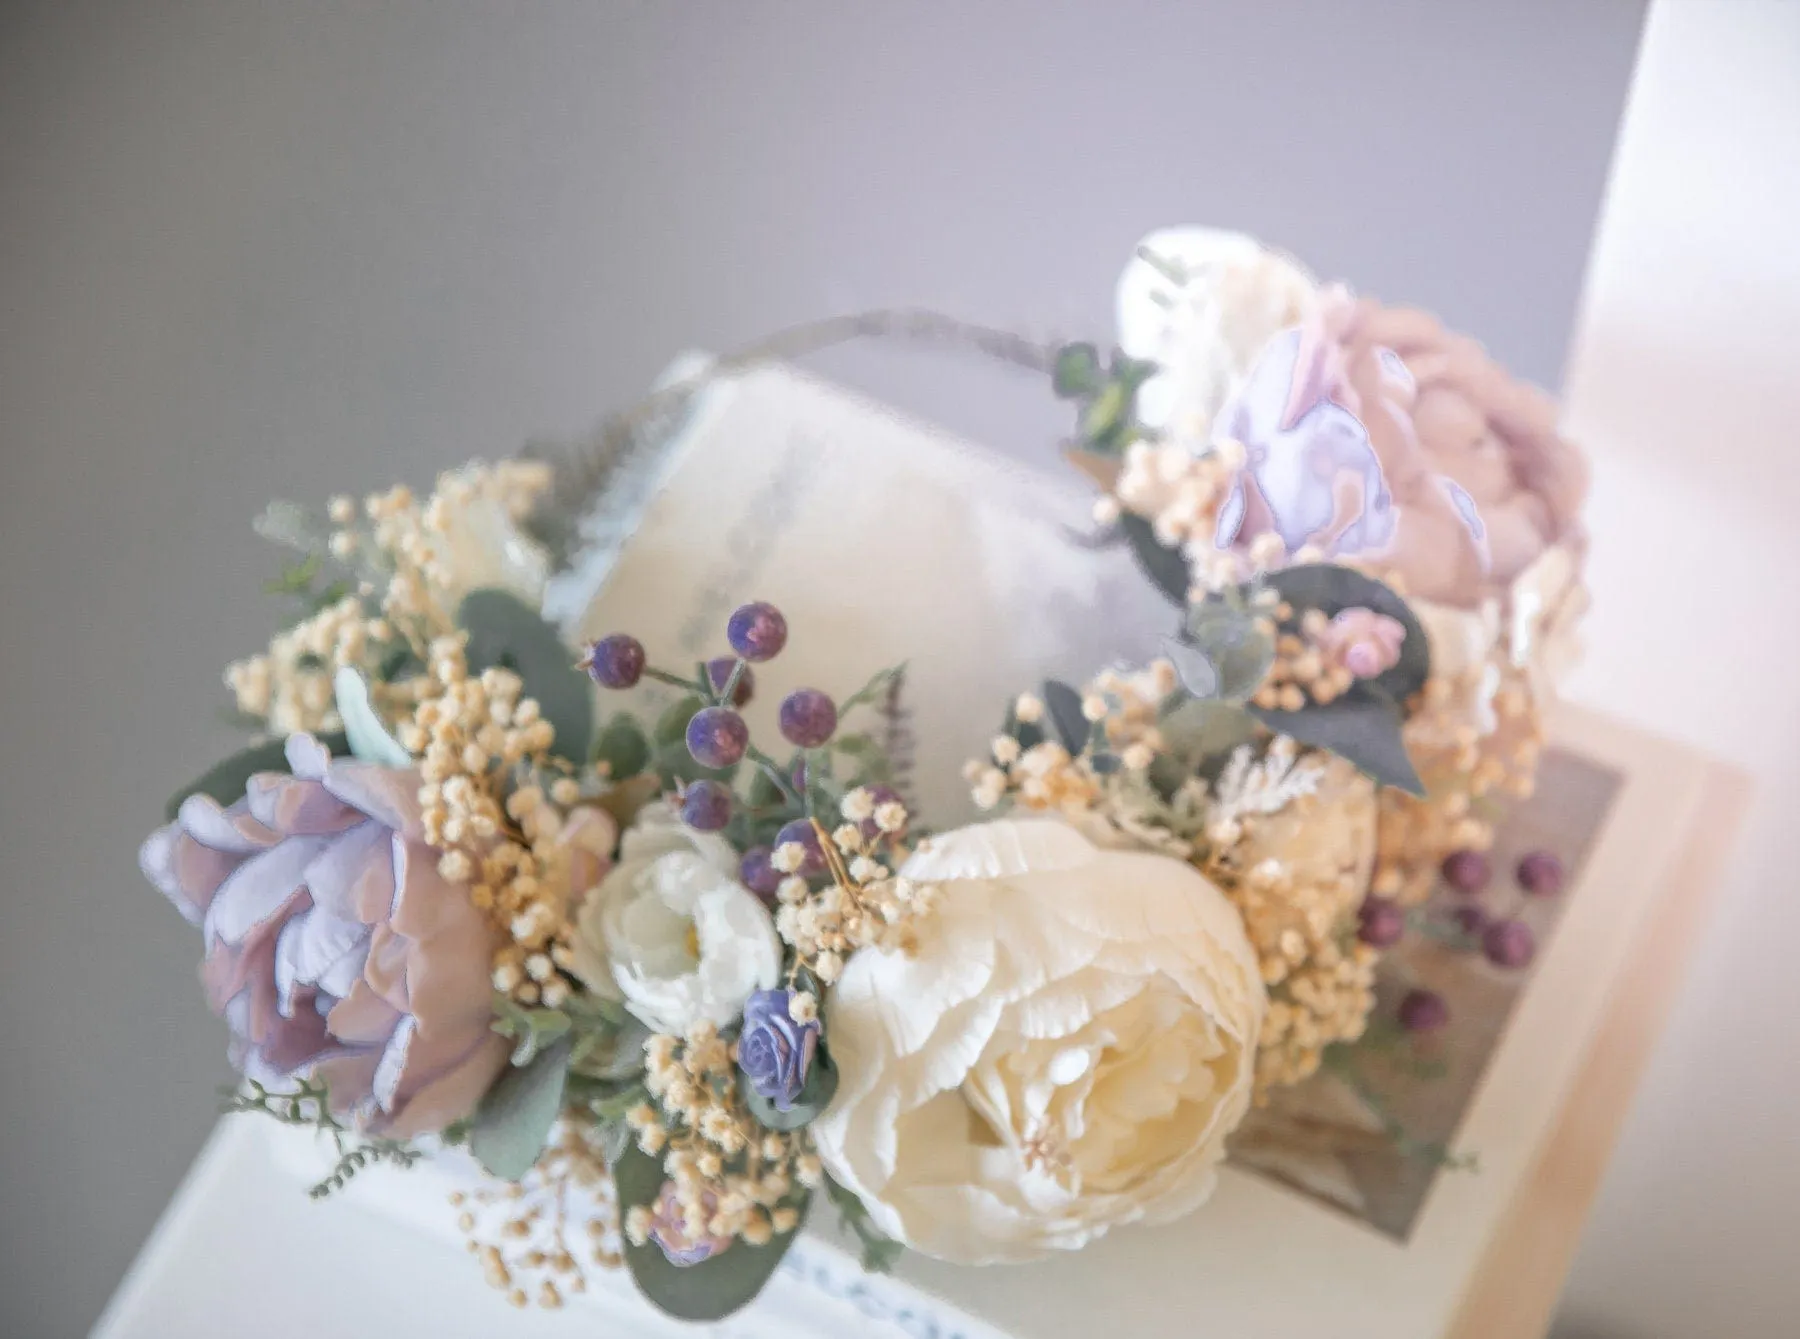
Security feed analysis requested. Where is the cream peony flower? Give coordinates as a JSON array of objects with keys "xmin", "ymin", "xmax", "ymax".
[
  {"xmin": 569, "ymin": 802, "xmax": 780, "ymax": 1034},
  {"xmin": 813, "ymin": 819, "xmax": 1265, "ymax": 1264}
]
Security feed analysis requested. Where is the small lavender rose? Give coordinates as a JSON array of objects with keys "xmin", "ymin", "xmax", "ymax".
[
  {"xmin": 738, "ymin": 988, "xmax": 821, "ymax": 1112},
  {"xmin": 1320, "ymin": 607, "xmax": 1407, "ymax": 680},
  {"xmin": 648, "ymin": 1181, "xmax": 733, "ymax": 1267}
]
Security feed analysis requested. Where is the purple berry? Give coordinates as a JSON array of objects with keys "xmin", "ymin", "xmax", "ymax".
[
  {"xmin": 1516, "ymin": 850, "xmax": 1566, "ymax": 897},
  {"xmin": 778, "ymin": 688, "xmax": 838, "ymax": 748},
  {"xmin": 1358, "ymin": 896, "xmax": 1405, "ymax": 948},
  {"xmin": 706, "ymin": 657, "xmax": 755, "ymax": 707},
  {"xmin": 727, "ymin": 602, "xmax": 788, "ymax": 662},
  {"xmin": 1451, "ymin": 904, "xmax": 1490, "ymax": 940},
  {"xmin": 1398, "ymin": 988, "xmax": 1450, "ymax": 1032},
  {"xmin": 686, "ymin": 706, "xmax": 749, "ymax": 769},
  {"xmin": 583, "ymin": 634, "xmax": 646, "ymax": 689},
  {"xmin": 773, "ymin": 819, "xmax": 826, "ymax": 877},
  {"xmin": 680, "ymin": 780, "xmax": 733, "ymax": 832},
  {"xmin": 1441, "ymin": 849, "xmax": 1491, "ymax": 895},
  {"xmin": 1482, "ymin": 917, "xmax": 1536, "ymax": 970},
  {"xmin": 739, "ymin": 845, "xmax": 781, "ymax": 901}
]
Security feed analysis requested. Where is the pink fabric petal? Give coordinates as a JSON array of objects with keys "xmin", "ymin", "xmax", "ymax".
[
  {"xmin": 245, "ymin": 772, "xmax": 363, "ymax": 836},
  {"xmin": 326, "ymin": 976, "xmax": 404, "ymax": 1046},
  {"xmin": 302, "ymin": 821, "xmax": 395, "ymax": 923},
  {"xmin": 321, "ymin": 762, "xmax": 423, "ymax": 839}
]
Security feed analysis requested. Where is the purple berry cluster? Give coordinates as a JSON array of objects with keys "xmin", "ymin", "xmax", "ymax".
[
  {"xmin": 1363, "ymin": 844, "xmax": 1570, "ymax": 1034},
  {"xmin": 581, "ymin": 601, "xmax": 857, "ymax": 851}
]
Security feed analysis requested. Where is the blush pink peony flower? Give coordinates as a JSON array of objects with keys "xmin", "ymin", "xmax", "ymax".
[
  {"xmin": 139, "ymin": 733, "xmax": 507, "ymax": 1136},
  {"xmin": 1320, "ymin": 606, "xmax": 1407, "ymax": 680}
]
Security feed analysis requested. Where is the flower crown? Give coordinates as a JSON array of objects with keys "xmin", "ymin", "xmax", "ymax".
[{"xmin": 139, "ymin": 229, "xmax": 1588, "ymax": 1321}]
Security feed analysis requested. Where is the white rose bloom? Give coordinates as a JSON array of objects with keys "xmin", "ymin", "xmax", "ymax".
[
  {"xmin": 570, "ymin": 802, "xmax": 780, "ymax": 1034},
  {"xmin": 812, "ymin": 819, "xmax": 1264, "ymax": 1264}
]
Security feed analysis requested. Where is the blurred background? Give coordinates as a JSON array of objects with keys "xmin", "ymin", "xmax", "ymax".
[{"xmin": 2, "ymin": 1, "xmax": 1794, "ymax": 1335}]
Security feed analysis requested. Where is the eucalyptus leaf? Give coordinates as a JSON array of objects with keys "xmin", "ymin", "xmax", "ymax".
[
  {"xmin": 1161, "ymin": 639, "xmax": 1218, "ymax": 700},
  {"xmin": 1250, "ymin": 693, "xmax": 1425, "ymax": 796},
  {"xmin": 489, "ymin": 992, "xmax": 573, "ymax": 1067},
  {"xmin": 1260, "ymin": 564, "xmax": 1430, "ymax": 702},
  {"xmin": 1079, "ymin": 381, "xmax": 1130, "ymax": 443},
  {"xmin": 1158, "ymin": 698, "xmax": 1258, "ymax": 768},
  {"xmin": 469, "ymin": 1037, "xmax": 571, "ymax": 1182},
  {"xmin": 163, "ymin": 732, "xmax": 349, "ymax": 823},
  {"xmin": 615, "ymin": 1143, "xmax": 808, "ymax": 1322},
  {"xmin": 457, "ymin": 588, "xmax": 595, "ymax": 762},
  {"xmin": 594, "ymin": 712, "xmax": 651, "ymax": 781},
  {"xmin": 824, "ymin": 1174, "xmax": 904, "ymax": 1274},
  {"xmin": 594, "ymin": 1117, "xmax": 632, "ymax": 1167},
  {"xmin": 1120, "ymin": 513, "xmax": 1191, "ymax": 608},
  {"xmin": 1184, "ymin": 599, "xmax": 1275, "ymax": 702},
  {"xmin": 334, "ymin": 667, "xmax": 413, "ymax": 768},
  {"xmin": 1042, "ymin": 681, "xmax": 1089, "ymax": 754}
]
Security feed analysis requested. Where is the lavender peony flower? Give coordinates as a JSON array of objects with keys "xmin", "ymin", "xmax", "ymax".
[
  {"xmin": 737, "ymin": 988, "xmax": 820, "ymax": 1112},
  {"xmin": 139, "ymin": 733, "xmax": 507, "ymax": 1136}
]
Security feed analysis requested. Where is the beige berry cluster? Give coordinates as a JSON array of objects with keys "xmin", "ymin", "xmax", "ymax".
[
  {"xmin": 223, "ymin": 594, "xmax": 395, "ymax": 735},
  {"xmin": 622, "ymin": 1025, "xmax": 817, "ymax": 1254},
  {"xmin": 772, "ymin": 791, "xmax": 936, "ymax": 978},
  {"xmin": 1202, "ymin": 759, "xmax": 1381, "ymax": 1098},
  {"xmin": 399, "ymin": 635, "xmax": 578, "ymax": 1006},
  {"xmin": 1248, "ymin": 606, "xmax": 1359, "ymax": 713},
  {"xmin": 453, "ymin": 1120, "xmax": 620, "ymax": 1309}
]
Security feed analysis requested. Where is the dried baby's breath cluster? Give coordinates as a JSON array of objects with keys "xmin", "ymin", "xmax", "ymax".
[
  {"xmin": 453, "ymin": 1120, "xmax": 621, "ymax": 1310},
  {"xmin": 622, "ymin": 1024, "xmax": 816, "ymax": 1254},
  {"xmin": 964, "ymin": 664, "xmax": 1174, "ymax": 817},
  {"xmin": 1202, "ymin": 755, "xmax": 1380, "ymax": 1098},
  {"xmin": 224, "ymin": 461, "xmax": 552, "ymax": 733},
  {"xmin": 1249, "ymin": 606, "xmax": 1360, "ymax": 713},
  {"xmin": 772, "ymin": 790, "xmax": 938, "ymax": 979},
  {"xmin": 399, "ymin": 634, "xmax": 580, "ymax": 1006},
  {"xmin": 326, "ymin": 461, "xmax": 553, "ymax": 644},
  {"xmin": 1103, "ymin": 438, "xmax": 1306, "ymax": 594},
  {"xmin": 223, "ymin": 594, "xmax": 396, "ymax": 734},
  {"xmin": 1374, "ymin": 664, "xmax": 1543, "ymax": 905}
]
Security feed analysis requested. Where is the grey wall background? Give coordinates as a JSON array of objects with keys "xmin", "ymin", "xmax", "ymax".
[{"xmin": 0, "ymin": 2, "xmax": 1644, "ymax": 1335}]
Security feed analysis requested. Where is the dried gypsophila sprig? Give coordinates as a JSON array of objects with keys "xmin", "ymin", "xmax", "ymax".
[
  {"xmin": 454, "ymin": 1119, "xmax": 623, "ymax": 1310},
  {"xmin": 769, "ymin": 788, "xmax": 940, "ymax": 984},
  {"xmin": 620, "ymin": 1024, "xmax": 817, "ymax": 1257}
]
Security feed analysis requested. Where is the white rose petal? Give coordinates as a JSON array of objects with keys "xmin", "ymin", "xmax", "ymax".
[
  {"xmin": 812, "ymin": 819, "xmax": 1265, "ymax": 1265},
  {"xmin": 571, "ymin": 802, "xmax": 779, "ymax": 1034}
]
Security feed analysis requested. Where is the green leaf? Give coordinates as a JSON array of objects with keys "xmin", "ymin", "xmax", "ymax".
[
  {"xmin": 1119, "ymin": 513, "xmax": 1191, "ymax": 607},
  {"xmin": 163, "ymin": 731, "xmax": 349, "ymax": 823},
  {"xmin": 594, "ymin": 1117, "xmax": 632, "ymax": 1167},
  {"xmin": 1249, "ymin": 693, "xmax": 1425, "ymax": 796},
  {"xmin": 1042, "ymin": 680, "xmax": 1088, "ymax": 754},
  {"xmin": 738, "ymin": 1052, "xmax": 838, "ymax": 1132},
  {"xmin": 615, "ymin": 1143, "xmax": 808, "ymax": 1322},
  {"xmin": 652, "ymin": 694, "xmax": 704, "ymax": 745},
  {"xmin": 839, "ymin": 664, "xmax": 904, "ymax": 716},
  {"xmin": 1160, "ymin": 698, "xmax": 1258, "ymax": 765},
  {"xmin": 334, "ymin": 667, "xmax": 413, "ymax": 768},
  {"xmin": 828, "ymin": 733, "xmax": 891, "ymax": 786},
  {"xmin": 469, "ymin": 1037, "xmax": 571, "ymax": 1182},
  {"xmin": 1184, "ymin": 599, "xmax": 1275, "ymax": 702},
  {"xmin": 489, "ymin": 992, "xmax": 573, "ymax": 1067},
  {"xmin": 457, "ymin": 588, "xmax": 595, "ymax": 763},
  {"xmin": 593, "ymin": 712, "xmax": 651, "ymax": 781},
  {"xmin": 824, "ymin": 1175, "xmax": 905, "ymax": 1274},
  {"xmin": 1079, "ymin": 381, "xmax": 1130, "ymax": 444},
  {"xmin": 1052, "ymin": 342, "xmax": 1105, "ymax": 398},
  {"xmin": 1160, "ymin": 639, "xmax": 1218, "ymax": 700},
  {"xmin": 1260, "ymin": 564, "xmax": 1430, "ymax": 702}
]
